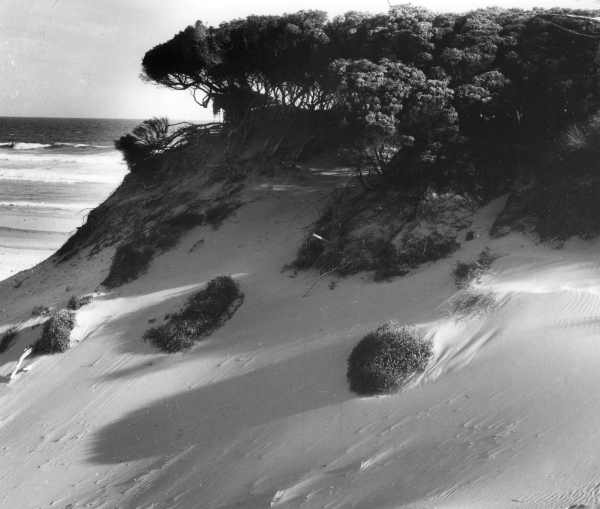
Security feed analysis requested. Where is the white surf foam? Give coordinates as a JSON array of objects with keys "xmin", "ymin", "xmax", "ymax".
[
  {"xmin": 0, "ymin": 200, "xmax": 96, "ymax": 211},
  {"xmin": 0, "ymin": 142, "xmax": 52, "ymax": 150},
  {"xmin": 0, "ymin": 141, "xmax": 111, "ymax": 150},
  {"xmin": 0, "ymin": 167, "xmax": 125, "ymax": 185}
]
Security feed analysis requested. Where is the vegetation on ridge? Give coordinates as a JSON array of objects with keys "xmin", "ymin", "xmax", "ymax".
[
  {"xmin": 292, "ymin": 186, "xmax": 474, "ymax": 279},
  {"xmin": 102, "ymin": 196, "xmax": 242, "ymax": 289},
  {"xmin": 107, "ymin": 7, "xmax": 600, "ymax": 287},
  {"xmin": 141, "ymin": 7, "xmax": 600, "ymax": 191}
]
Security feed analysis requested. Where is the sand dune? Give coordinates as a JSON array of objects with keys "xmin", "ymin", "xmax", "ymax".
[{"xmin": 0, "ymin": 176, "xmax": 600, "ymax": 508}]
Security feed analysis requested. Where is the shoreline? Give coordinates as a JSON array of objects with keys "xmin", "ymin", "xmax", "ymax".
[
  {"xmin": 0, "ymin": 152, "xmax": 127, "ymax": 282},
  {"xmin": 0, "ymin": 245, "xmax": 57, "ymax": 282}
]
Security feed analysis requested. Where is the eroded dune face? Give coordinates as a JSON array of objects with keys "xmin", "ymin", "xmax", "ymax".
[{"xmin": 0, "ymin": 175, "xmax": 600, "ymax": 509}]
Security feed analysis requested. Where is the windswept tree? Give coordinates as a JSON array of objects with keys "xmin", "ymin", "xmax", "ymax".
[
  {"xmin": 140, "ymin": 6, "xmax": 600, "ymax": 187},
  {"xmin": 143, "ymin": 11, "xmax": 335, "ymax": 122}
]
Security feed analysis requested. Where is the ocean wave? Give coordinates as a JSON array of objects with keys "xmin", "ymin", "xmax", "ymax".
[
  {"xmin": 0, "ymin": 150, "xmax": 123, "ymax": 167},
  {"xmin": 0, "ymin": 166, "xmax": 125, "ymax": 184},
  {"xmin": 0, "ymin": 244, "xmax": 57, "ymax": 252},
  {"xmin": 0, "ymin": 225, "xmax": 66, "ymax": 235},
  {"xmin": 0, "ymin": 141, "xmax": 111, "ymax": 150},
  {"xmin": 0, "ymin": 200, "xmax": 96, "ymax": 210}
]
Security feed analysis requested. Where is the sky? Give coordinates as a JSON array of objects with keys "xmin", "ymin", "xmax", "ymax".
[{"xmin": 1, "ymin": 0, "xmax": 600, "ymax": 121}]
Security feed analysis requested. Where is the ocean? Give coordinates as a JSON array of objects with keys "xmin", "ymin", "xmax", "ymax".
[{"xmin": 0, "ymin": 117, "xmax": 138, "ymax": 281}]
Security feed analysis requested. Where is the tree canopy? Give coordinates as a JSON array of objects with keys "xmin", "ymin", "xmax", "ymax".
[{"xmin": 142, "ymin": 6, "xmax": 600, "ymax": 184}]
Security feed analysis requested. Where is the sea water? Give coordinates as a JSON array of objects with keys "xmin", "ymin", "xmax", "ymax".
[{"xmin": 0, "ymin": 117, "xmax": 138, "ymax": 281}]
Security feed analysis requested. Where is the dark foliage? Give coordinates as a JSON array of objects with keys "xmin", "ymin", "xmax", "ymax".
[
  {"xmin": 204, "ymin": 201, "xmax": 242, "ymax": 229},
  {"xmin": 142, "ymin": 7, "xmax": 600, "ymax": 189},
  {"xmin": 102, "ymin": 243, "xmax": 155, "ymax": 289},
  {"xmin": 114, "ymin": 118, "xmax": 170, "ymax": 174},
  {"xmin": 55, "ymin": 204, "xmax": 104, "ymax": 262},
  {"xmin": 453, "ymin": 248, "xmax": 497, "ymax": 287},
  {"xmin": 102, "ymin": 197, "xmax": 241, "ymax": 289},
  {"xmin": 397, "ymin": 234, "xmax": 460, "ymax": 267},
  {"xmin": 31, "ymin": 305, "xmax": 52, "ymax": 317},
  {"xmin": 449, "ymin": 290, "xmax": 499, "ymax": 317},
  {"xmin": 494, "ymin": 174, "xmax": 600, "ymax": 241},
  {"xmin": 33, "ymin": 310, "xmax": 75, "ymax": 355},
  {"xmin": 293, "ymin": 235, "xmax": 326, "ymax": 270},
  {"xmin": 292, "ymin": 185, "xmax": 473, "ymax": 280},
  {"xmin": 144, "ymin": 276, "xmax": 244, "ymax": 352},
  {"xmin": 347, "ymin": 323, "xmax": 433, "ymax": 395},
  {"xmin": 0, "ymin": 327, "xmax": 19, "ymax": 354},
  {"xmin": 67, "ymin": 294, "xmax": 94, "ymax": 311}
]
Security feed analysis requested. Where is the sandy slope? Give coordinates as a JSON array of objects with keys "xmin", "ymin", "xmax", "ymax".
[{"xmin": 1, "ymin": 170, "xmax": 600, "ymax": 508}]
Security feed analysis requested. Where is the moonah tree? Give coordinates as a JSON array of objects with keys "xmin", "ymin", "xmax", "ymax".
[{"xmin": 331, "ymin": 58, "xmax": 458, "ymax": 187}]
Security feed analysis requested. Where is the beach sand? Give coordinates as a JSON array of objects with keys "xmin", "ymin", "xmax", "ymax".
[{"xmin": 3, "ymin": 171, "xmax": 600, "ymax": 508}]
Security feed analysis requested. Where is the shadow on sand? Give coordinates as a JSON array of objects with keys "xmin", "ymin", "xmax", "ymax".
[{"xmin": 89, "ymin": 339, "xmax": 350, "ymax": 465}]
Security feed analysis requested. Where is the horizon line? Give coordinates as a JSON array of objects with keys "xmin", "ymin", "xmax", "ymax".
[{"xmin": 0, "ymin": 114, "xmax": 215, "ymax": 122}]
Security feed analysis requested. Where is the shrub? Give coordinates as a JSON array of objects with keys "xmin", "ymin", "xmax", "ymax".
[
  {"xmin": 31, "ymin": 305, "xmax": 52, "ymax": 317},
  {"xmin": 453, "ymin": 248, "xmax": 496, "ymax": 288},
  {"xmin": 115, "ymin": 117, "xmax": 171, "ymax": 173},
  {"xmin": 398, "ymin": 232, "xmax": 459, "ymax": 268},
  {"xmin": 131, "ymin": 117, "xmax": 170, "ymax": 151},
  {"xmin": 453, "ymin": 261, "xmax": 476, "ymax": 286},
  {"xmin": 347, "ymin": 323, "xmax": 433, "ymax": 395},
  {"xmin": 449, "ymin": 290, "xmax": 498, "ymax": 317},
  {"xmin": 33, "ymin": 309, "xmax": 75, "ymax": 355},
  {"xmin": 293, "ymin": 235, "xmax": 327, "ymax": 270},
  {"xmin": 0, "ymin": 327, "xmax": 19, "ymax": 354},
  {"xmin": 144, "ymin": 276, "xmax": 244, "ymax": 352},
  {"xmin": 143, "ymin": 322, "xmax": 197, "ymax": 353},
  {"xmin": 67, "ymin": 294, "xmax": 94, "ymax": 310},
  {"xmin": 114, "ymin": 134, "xmax": 151, "ymax": 172},
  {"xmin": 102, "ymin": 242, "xmax": 155, "ymax": 288},
  {"xmin": 204, "ymin": 201, "xmax": 241, "ymax": 229}
]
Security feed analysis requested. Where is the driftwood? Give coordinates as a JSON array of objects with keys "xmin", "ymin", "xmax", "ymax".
[{"xmin": 9, "ymin": 346, "xmax": 33, "ymax": 382}]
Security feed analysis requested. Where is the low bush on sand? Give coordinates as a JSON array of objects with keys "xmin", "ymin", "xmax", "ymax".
[
  {"xmin": 67, "ymin": 294, "xmax": 94, "ymax": 310},
  {"xmin": 0, "ymin": 327, "xmax": 19, "ymax": 354},
  {"xmin": 31, "ymin": 305, "xmax": 52, "ymax": 317},
  {"xmin": 33, "ymin": 309, "xmax": 76, "ymax": 354},
  {"xmin": 448, "ymin": 289, "xmax": 499, "ymax": 317},
  {"xmin": 102, "ymin": 242, "xmax": 155, "ymax": 288},
  {"xmin": 144, "ymin": 276, "xmax": 244, "ymax": 352},
  {"xmin": 347, "ymin": 323, "xmax": 433, "ymax": 395},
  {"xmin": 453, "ymin": 248, "xmax": 496, "ymax": 288}
]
